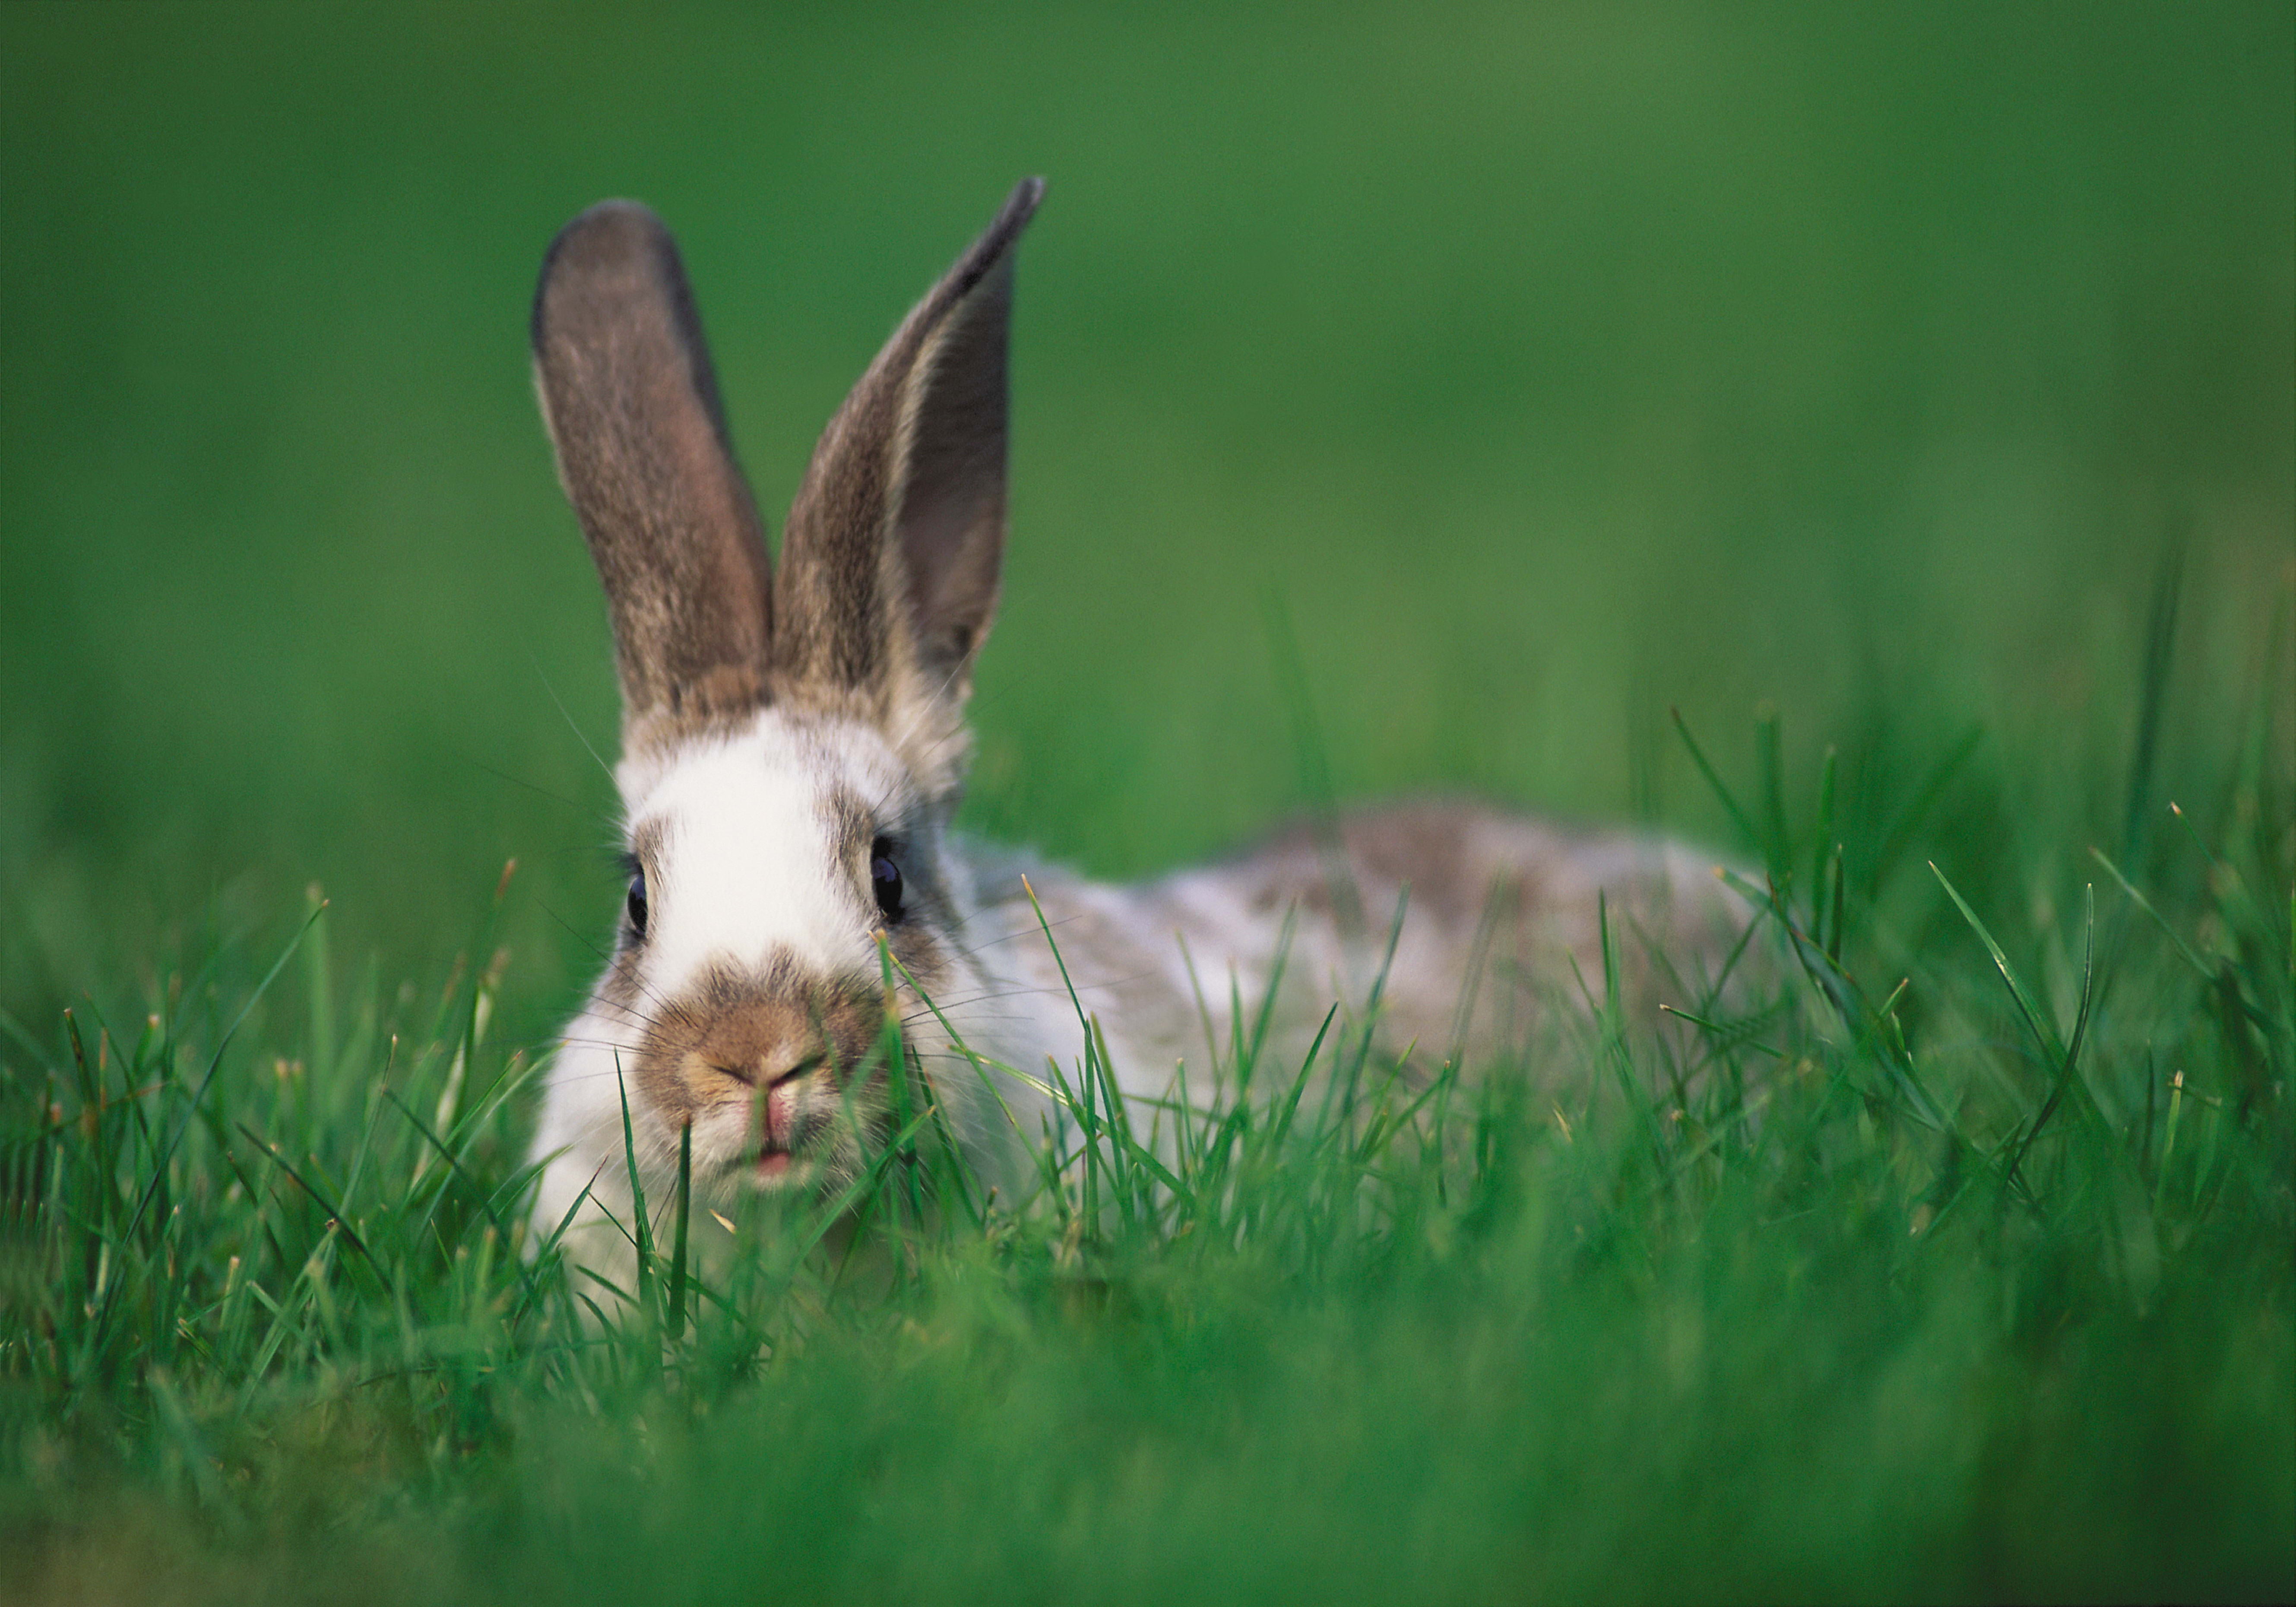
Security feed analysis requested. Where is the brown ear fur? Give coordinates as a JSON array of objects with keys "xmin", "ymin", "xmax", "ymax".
[
  {"xmin": 532, "ymin": 200, "xmax": 774, "ymax": 750},
  {"xmin": 773, "ymin": 178, "xmax": 1043, "ymax": 720}
]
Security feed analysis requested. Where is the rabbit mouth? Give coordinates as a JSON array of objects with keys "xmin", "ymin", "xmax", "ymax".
[{"xmin": 747, "ymin": 1126, "xmax": 816, "ymax": 1187}]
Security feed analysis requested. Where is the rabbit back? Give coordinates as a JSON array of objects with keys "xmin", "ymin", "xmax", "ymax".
[{"xmin": 969, "ymin": 799, "xmax": 1756, "ymax": 1102}]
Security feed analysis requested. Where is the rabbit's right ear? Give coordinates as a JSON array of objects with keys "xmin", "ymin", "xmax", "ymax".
[
  {"xmin": 532, "ymin": 201, "xmax": 774, "ymax": 752},
  {"xmin": 771, "ymin": 179, "xmax": 1042, "ymax": 727}
]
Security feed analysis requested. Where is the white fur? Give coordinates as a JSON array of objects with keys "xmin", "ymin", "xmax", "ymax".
[
  {"xmin": 621, "ymin": 714, "xmax": 896, "ymax": 997},
  {"xmin": 527, "ymin": 707, "xmax": 1080, "ymax": 1294}
]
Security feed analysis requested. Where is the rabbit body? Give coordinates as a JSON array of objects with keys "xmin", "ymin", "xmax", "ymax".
[{"xmin": 521, "ymin": 181, "xmax": 1747, "ymax": 1297}]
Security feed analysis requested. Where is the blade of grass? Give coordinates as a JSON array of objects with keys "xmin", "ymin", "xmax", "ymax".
[
  {"xmin": 616, "ymin": 1059, "xmax": 652, "ymax": 1310},
  {"xmin": 1672, "ymin": 707, "xmax": 1761, "ymax": 853},
  {"xmin": 233, "ymin": 1122, "xmax": 377, "ymax": 1273},
  {"xmin": 2000, "ymin": 884, "xmax": 2099, "ymax": 1192},
  {"xmin": 667, "ymin": 1120, "xmax": 690, "ymax": 1343},
  {"xmin": 1930, "ymin": 862, "xmax": 2065, "ymax": 1068}
]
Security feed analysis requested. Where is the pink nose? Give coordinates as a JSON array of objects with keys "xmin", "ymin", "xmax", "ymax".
[{"xmin": 652, "ymin": 971, "xmax": 887, "ymax": 1126}]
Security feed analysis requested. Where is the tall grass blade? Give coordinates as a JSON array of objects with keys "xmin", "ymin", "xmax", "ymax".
[
  {"xmin": 1672, "ymin": 707, "xmax": 1761, "ymax": 852},
  {"xmin": 667, "ymin": 1120, "xmax": 690, "ymax": 1343},
  {"xmin": 1929, "ymin": 862, "xmax": 2065, "ymax": 1068}
]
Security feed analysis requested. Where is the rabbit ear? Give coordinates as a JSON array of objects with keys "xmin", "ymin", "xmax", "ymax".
[
  {"xmin": 532, "ymin": 201, "xmax": 774, "ymax": 750},
  {"xmin": 773, "ymin": 178, "xmax": 1043, "ymax": 721}
]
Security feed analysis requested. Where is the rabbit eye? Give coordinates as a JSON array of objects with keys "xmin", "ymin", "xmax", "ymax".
[
  {"xmin": 870, "ymin": 839, "xmax": 905, "ymax": 924},
  {"xmin": 625, "ymin": 867, "xmax": 649, "ymax": 941}
]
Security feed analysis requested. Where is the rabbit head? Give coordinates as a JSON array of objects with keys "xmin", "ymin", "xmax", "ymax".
[{"xmin": 530, "ymin": 179, "xmax": 1044, "ymax": 1202}]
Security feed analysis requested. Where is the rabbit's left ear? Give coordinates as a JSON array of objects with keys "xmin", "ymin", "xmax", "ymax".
[
  {"xmin": 532, "ymin": 200, "xmax": 775, "ymax": 752},
  {"xmin": 772, "ymin": 178, "xmax": 1043, "ymax": 720}
]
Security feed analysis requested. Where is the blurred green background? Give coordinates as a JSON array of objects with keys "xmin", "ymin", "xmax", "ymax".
[{"xmin": 2, "ymin": 0, "xmax": 2289, "ymax": 1033}]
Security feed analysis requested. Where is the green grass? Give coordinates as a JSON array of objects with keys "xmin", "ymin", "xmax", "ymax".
[
  {"xmin": 2, "ymin": 670, "xmax": 2290, "ymax": 1602},
  {"xmin": 2, "ymin": 2, "xmax": 2292, "ymax": 1600}
]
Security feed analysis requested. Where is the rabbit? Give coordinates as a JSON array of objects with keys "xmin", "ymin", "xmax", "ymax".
[{"xmin": 522, "ymin": 178, "xmax": 1755, "ymax": 1299}]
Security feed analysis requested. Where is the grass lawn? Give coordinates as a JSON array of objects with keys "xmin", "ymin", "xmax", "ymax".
[{"xmin": 2, "ymin": 3, "xmax": 2290, "ymax": 1601}]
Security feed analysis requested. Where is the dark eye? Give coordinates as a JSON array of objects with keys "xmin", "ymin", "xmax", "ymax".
[
  {"xmin": 625, "ymin": 866, "xmax": 649, "ymax": 941},
  {"xmin": 870, "ymin": 838, "xmax": 905, "ymax": 924}
]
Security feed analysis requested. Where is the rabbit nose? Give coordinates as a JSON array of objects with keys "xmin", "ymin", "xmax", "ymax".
[{"xmin": 660, "ymin": 964, "xmax": 886, "ymax": 1110}]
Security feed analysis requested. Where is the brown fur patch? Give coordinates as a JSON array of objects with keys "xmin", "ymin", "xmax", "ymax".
[
  {"xmin": 772, "ymin": 178, "xmax": 1042, "ymax": 724},
  {"xmin": 1174, "ymin": 798, "xmax": 1756, "ymax": 1068},
  {"xmin": 633, "ymin": 954, "xmax": 887, "ymax": 1128},
  {"xmin": 531, "ymin": 200, "xmax": 775, "ymax": 754}
]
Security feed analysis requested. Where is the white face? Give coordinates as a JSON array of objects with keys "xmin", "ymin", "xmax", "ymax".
[
  {"xmin": 621, "ymin": 711, "xmax": 912, "ymax": 1003},
  {"xmin": 569, "ymin": 705, "xmax": 975, "ymax": 1193}
]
